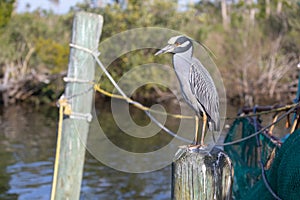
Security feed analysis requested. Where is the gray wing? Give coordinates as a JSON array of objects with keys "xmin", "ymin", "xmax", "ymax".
[{"xmin": 189, "ymin": 58, "xmax": 220, "ymax": 131}]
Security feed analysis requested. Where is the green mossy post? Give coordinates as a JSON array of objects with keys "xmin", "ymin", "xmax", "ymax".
[
  {"xmin": 51, "ymin": 12, "xmax": 103, "ymax": 200},
  {"xmin": 172, "ymin": 147, "xmax": 233, "ymax": 200}
]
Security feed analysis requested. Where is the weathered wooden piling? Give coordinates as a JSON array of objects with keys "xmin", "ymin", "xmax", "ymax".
[
  {"xmin": 51, "ymin": 12, "xmax": 103, "ymax": 200},
  {"xmin": 172, "ymin": 147, "xmax": 233, "ymax": 200}
]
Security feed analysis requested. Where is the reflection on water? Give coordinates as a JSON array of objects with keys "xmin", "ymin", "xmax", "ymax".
[
  {"xmin": 0, "ymin": 105, "xmax": 172, "ymax": 199},
  {"xmin": 0, "ymin": 106, "xmax": 57, "ymax": 200},
  {"xmin": 82, "ymin": 153, "xmax": 170, "ymax": 199}
]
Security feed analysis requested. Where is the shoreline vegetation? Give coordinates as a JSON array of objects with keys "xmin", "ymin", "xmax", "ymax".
[{"xmin": 0, "ymin": 0, "xmax": 299, "ymax": 107}]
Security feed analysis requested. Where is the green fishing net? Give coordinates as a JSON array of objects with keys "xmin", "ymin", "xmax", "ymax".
[{"xmin": 224, "ymin": 118, "xmax": 300, "ymax": 200}]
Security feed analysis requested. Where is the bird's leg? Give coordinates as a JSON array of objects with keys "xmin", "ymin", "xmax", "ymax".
[
  {"xmin": 200, "ymin": 112, "xmax": 208, "ymax": 146},
  {"xmin": 194, "ymin": 115, "xmax": 199, "ymax": 145}
]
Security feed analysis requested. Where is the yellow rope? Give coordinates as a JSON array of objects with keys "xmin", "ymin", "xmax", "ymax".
[
  {"xmin": 94, "ymin": 84, "xmax": 194, "ymax": 119},
  {"xmin": 50, "ymin": 97, "xmax": 71, "ymax": 200},
  {"xmin": 94, "ymin": 84, "xmax": 126, "ymax": 101}
]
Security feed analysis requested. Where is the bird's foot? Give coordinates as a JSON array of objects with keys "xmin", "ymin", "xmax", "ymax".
[
  {"xmin": 187, "ymin": 144, "xmax": 208, "ymax": 152},
  {"xmin": 189, "ymin": 144, "xmax": 206, "ymax": 149}
]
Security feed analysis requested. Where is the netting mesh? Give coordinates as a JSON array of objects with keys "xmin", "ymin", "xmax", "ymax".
[{"xmin": 224, "ymin": 118, "xmax": 300, "ymax": 199}]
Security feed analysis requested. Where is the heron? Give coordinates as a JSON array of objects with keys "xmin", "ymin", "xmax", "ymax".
[{"xmin": 155, "ymin": 35, "xmax": 220, "ymax": 148}]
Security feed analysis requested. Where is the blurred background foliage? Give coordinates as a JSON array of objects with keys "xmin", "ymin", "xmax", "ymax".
[{"xmin": 0, "ymin": 0, "xmax": 299, "ymax": 106}]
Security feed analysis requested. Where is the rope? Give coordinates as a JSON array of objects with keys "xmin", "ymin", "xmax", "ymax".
[
  {"xmin": 218, "ymin": 103, "xmax": 299, "ymax": 146},
  {"xmin": 51, "ymin": 97, "xmax": 70, "ymax": 200},
  {"xmin": 227, "ymin": 103, "xmax": 298, "ymax": 119},
  {"xmin": 144, "ymin": 110, "xmax": 193, "ymax": 143},
  {"xmin": 94, "ymin": 84, "xmax": 194, "ymax": 119},
  {"xmin": 51, "ymin": 95, "xmax": 93, "ymax": 199},
  {"xmin": 253, "ymin": 107, "xmax": 282, "ymax": 199},
  {"xmin": 260, "ymin": 161, "xmax": 282, "ymax": 200}
]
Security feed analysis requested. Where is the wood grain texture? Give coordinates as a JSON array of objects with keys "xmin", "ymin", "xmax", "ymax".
[{"xmin": 172, "ymin": 147, "xmax": 233, "ymax": 200}]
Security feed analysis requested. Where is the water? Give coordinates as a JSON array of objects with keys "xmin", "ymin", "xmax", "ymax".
[
  {"xmin": 0, "ymin": 106, "xmax": 56, "ymax": 200},
  {"xmin": 0, "ymin": 104, "xmax": 176, "ymax": 200},
  {"xmin": 0, "ymin": 100, "xmax": 262, "ymax": 200}
]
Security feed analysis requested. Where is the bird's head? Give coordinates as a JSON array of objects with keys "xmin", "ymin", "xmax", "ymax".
[{"xmin": 155, "ymin": 35, "xmax": 193, "ymax": 56}]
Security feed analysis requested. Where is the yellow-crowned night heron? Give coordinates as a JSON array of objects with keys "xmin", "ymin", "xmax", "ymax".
[{"xmin": 155, "ymin": 35, "xmax": 220, "ymax": 148}]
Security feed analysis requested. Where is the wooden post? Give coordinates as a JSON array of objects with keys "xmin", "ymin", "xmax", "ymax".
[
  {"xmin": 172, "ymin": 147, "xmax": 233, "ymax": 200},
  {"xmin": 51, "ymin": 12, "xmax": 103, "ymax": 200}
]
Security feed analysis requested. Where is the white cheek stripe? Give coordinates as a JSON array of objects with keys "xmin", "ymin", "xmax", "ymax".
[{"xmin": 180, "ymin": 40, "xmax": 190, "ymax": 47}]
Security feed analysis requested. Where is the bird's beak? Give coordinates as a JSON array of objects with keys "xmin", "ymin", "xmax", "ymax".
[{"xmin": 154, "ymin": 44, "xmax": 176, "ymax": 56}]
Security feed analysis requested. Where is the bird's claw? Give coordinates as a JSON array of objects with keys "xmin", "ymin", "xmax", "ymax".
[{"xmin": 189, "ymin": 144, "xmax": 207, "ymax": 149}]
